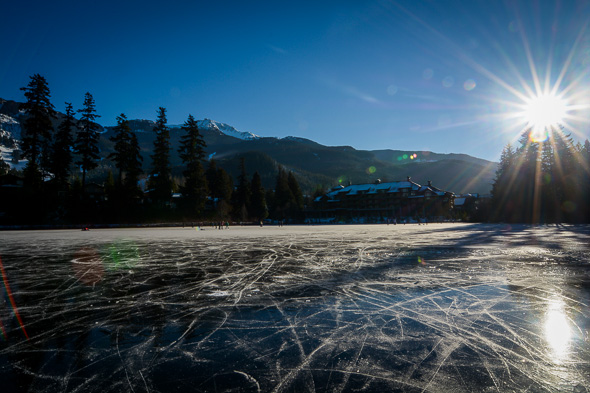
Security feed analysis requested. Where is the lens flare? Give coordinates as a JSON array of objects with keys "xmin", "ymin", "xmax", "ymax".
[
  {"xmin": 0, "ymin": 317, "xmax": 6, "ymax": 341},
  {"xmin": 463, "ymin": 79, "xmax": 476, "ymax": 91},
  {"xmin": 0, "ymin": 256, "xmax": 29, "ymax": 340},
  {"xmin": 442, "ymin": 76, "xmax": 455, "ymax": 87},
  {"xmin": 105, "ymin": 241, "xmax": 139, "ymax": 271},
  {"xmin": 72, "ymin": 248, "xmax": 104, "ymax": 287},
  {"xmin": 422, "ymin": 68, "xmax": 433, "ymax": 79}
]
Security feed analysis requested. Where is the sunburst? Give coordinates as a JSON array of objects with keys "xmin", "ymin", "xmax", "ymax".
[{"xmin": 520, "ymin": 93, "xmax": 569, "ymax": 142}]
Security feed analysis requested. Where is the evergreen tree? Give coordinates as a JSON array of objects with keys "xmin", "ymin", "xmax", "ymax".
[
  {"xmin": 232, "ymin": 157, "xmax": 251, "ymax": 220},
  {"xmin": 109, "ymin": 113, "xmax": 143, "ymax": 197},
  {"xmin": 74, "ymin": 92, "xmax": 101, "ymax": 191},
  {"xmin": 287, "ymin": 171, "xmax": 304, "ymax": 217},
  {"xmin": 213, "ymin": 166, "xmax": 234, "ymax": 220},
  {"xmin": 178, "ymin": 114, "xmax": 208, "ymax": 216},
  {"xmin": 491, "ymin": 144, "xmax": 515, "ymax": 221},
  {"xmin": 250, "ymin": 171, "xmax": 268, "ymax": 221},
  {"xmin": 150, "ymin": 107, "xmax": 172, "ymax": 205},
  {"xmin": 206, "ymin": 158, "xmax": 219, "ymax": 198},
  {"xmin": 491, "ymin": 126, "xmax": 589, "ymax": 224},
  {"xmin": 273, "ymin": 166, "xmax": 294, "ymax": 220},
  {"xmin": 552, "ymin": 129, "xmax": 577, "ymax": 221},
  {"xmin": 509, "ymin": 129, "xmax": 546, "ymax": 223},
  {"xmin": 51, "ymin": 102, "xmax": 75, "ymax": 189},
  {"xmin": 126, "ymin": 130, "xmax": 143, "ymax": 199},
  {"xmin": 540, "ymin": 140, "xmax": 558, "ymax": 222},
  {"xmin": 104, "ymin": 170, "xmax": 116, "ymax": 204},
  {"xmin": 20, "ymin": 74, "xmax": 56, "ymax": 189},
  {"xmin": 0, "ymin": 155, "xmax": 9, "ymax": 176},
  {"xmin": 217, "ymin": 168, "xmax": 234, "ymax": 202},
  {"xmin": 582, "ymin": 140, "xmax": 590, "ymax": 222}
]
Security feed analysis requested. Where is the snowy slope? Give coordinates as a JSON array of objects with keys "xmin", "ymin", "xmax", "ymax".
[
  {"xmin": 195, "ymin": 118, "xmax": 259, "ymax": 140},
  {"xmin": 0, "ymin": 113, "xmax": 22, "ymax": 140}
]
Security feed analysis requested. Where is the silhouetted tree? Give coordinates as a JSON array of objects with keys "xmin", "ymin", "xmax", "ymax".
[
  {"xmin": 206, "ymin": 158, "xmax": 219, "ymax": 198},
  {"xmin": 288, "ymin": 171, "xmax": 304, "ymax": 218},
  {"xmin": 581, "ymin": 139, "xmax": 590, "ymax": 222},
  {"xmin": 540, "ymin": 140, "xmax": 558, "ymax": 222},
  {"xmin": 0, "ymin": 155, "xmax": 9, "ymax": 175},
  {"xmin": 178, "ymin": 114, "xmax": 208, "ymax": 216},
  {"xmin": 109, "ymin": 113, "xmax": 143, "ymax": 199},
  {"xmin": 491, "ymin": 144, "xmax": 515, "ymax": 222},
  {"xmin": 20, "ymin": 74, "xmax": 56, "ymax": 189},
  {"xmin": 74, "ymin": 92, "xmax": 100, "ymax": 192},
  {"xmin": 491, "ymin": 126, "xmax": 590, "ymax": 224},
  {"xmin": 272, "ymin": 166, "xmax": 294, "ymax": 220},
  {"xmin": 51, "ymin": 102, "xmax": 75, "ymax": 189},
  {"xmin": 232, "ymin": 157, "xmax": 250, "ymax": 220},
  {"xmin": 149, "ymin": 107, "xmax": 172, "ymax": 205},
  {"xmin": 250, "ymin": 171, "xmax": 268, "ymax": 221}
]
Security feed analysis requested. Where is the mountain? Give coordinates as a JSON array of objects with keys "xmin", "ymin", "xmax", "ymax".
[
  {"xmin": 194, "ymin": 118, "xmax": 260, "ymax": 140},
  {"xmin": 1, "ymin": 97, "xmax": 497, "ymax": 194}
]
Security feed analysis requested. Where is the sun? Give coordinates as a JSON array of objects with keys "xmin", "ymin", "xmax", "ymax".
[{"xmin": 521, "ymin": 93, "xmax": 568, "ymax": 141}]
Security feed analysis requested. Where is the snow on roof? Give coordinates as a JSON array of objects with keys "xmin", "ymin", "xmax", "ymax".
[
  {"xmin": 454, "ymin": 197, "xmax": 466, "ymax": 206},
  {"xmin": 324, "ymin": 179, "xmax": 444, "ymax": 198}
]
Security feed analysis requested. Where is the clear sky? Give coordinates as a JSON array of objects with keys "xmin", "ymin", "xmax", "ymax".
[{"xmin": 2, "ymin": 0, "xmax": 590, "ymax": 162}]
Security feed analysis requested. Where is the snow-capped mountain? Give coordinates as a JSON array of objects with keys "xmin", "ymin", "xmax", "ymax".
[
  {"xmin": 195, "ymin": 118, "xmax": 259, "ymax": 140},
  {"xmin": 0, "ymin": 113, "xmax": 22, "ymax": 141}
]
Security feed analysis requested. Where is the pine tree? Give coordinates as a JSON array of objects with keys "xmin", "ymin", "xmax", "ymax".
[
  {"xmin": 232, "ymin": 157, "xmax": 251, "ymax": 220},
  {"xmin": 287, "ymin": 171, "xmax": 304, "ymax": 216},
  {"xmin": 552, "ymin": 128, "xmax": 577, "ymax": 222},
  {"xmin": 126, "ymin": 130, "xmax": 143, "ymax": 199},
  {"xmin": 0, "ymin": 155, "xmax": 9, "ymax": 176},
  {"xmin": 273, "ymin": 166, "xmax": 294, "ymax": 220},
  {"xmin": 582, "ymin": 140, "xmax": 590, "ymax": 222},
  {"xmin": 491, "ymin": 144, "xmax": 515, "ymax": 221},
  {"xmin": 109, "ymin": 113, "xmax": 143, "ymax": 196},
  {"xmin": 217, "ymin": 167, "xmax": 234, "ymax": 202},
  {"xmin": 515, "ymin": 129, "xmax": 542, "ymax": 222},
  {"xmin": 150, "ymin": 107, "xmax": 172, "ymax": 205},
  {"xmin": 20, "ymin": 74, "xmax": 56, "ymax": 189},
  {"xmin": 51, "ymin": 102, "xmax": 75, "ymax": 189},
  {"xmin": 540, "ymin": 140, "xmax": 558, "ymax": 222},
  {"xmin": 206, "ymin": 158, "xmax": 219, "ymax": 198},
  {"xmin": 74, "ymin": 92, "xmax": 101, "ymax": 191},
  {"xmin": 250, "ymin": 171, "xmax": 268, "ymax": 221},
  {"xmin": 178, "ymin": 114, "xmax": 208, "ymax": 215}
]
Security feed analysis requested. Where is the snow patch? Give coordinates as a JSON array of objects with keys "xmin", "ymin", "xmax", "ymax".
[{"xmin": 197, "ymin": 118, "xmax": 260, "ymax": 140}]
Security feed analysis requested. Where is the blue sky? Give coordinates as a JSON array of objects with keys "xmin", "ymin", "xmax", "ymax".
[{"xmin": 2, "ymin": 0, "xmax": 590, "ymax": 161}]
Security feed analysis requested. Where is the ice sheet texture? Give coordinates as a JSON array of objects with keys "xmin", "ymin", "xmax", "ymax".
[{"xmin": 1, "ymin": 223, "xmax": 589, "ymax": 392}]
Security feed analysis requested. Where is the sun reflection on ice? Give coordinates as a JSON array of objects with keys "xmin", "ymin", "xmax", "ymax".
[{"xmin": 544, "ymin": 297, "xmax": 572, "ymax": 363}]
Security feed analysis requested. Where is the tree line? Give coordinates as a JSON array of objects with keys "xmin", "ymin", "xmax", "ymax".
[
  {"xmin": 1, "ymin": 74, "xmax": 304, "ymax": 225},
  {"xmin": 491, "ymin": 127, "xmax": 590, "ymax": 224}
]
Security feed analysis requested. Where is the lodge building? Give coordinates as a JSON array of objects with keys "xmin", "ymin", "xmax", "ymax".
[{"xmin": 307, "ymin": 177, "xmax": 454, "ymax": 222}]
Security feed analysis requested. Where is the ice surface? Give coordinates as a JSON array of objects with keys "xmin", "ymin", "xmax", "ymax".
[{"xmin": 1, "ymin": 223, "xmax": 589, "ymax": 392}]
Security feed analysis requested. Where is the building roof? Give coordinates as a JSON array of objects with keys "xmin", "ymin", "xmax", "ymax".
[{"xmin": 321, "ymin": 179, "xmax": 451, "ymax": 201}]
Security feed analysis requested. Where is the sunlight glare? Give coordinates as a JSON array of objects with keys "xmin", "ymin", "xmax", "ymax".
[
  {"xmin": 544, "ymin": 297, "xmax": 571, "ymax": 363},
  {"xmin": 522, "ymin": 93, "xmax": 568, "ymax": 141}
]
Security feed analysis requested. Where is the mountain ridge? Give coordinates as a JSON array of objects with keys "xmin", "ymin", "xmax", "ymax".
[{"xmin": 0, "ymin": 97, "xmax": 497, "ymax": 194}]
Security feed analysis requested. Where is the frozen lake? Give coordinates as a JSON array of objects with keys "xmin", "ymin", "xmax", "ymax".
[{"xmin": 1, "ymin": 223, "xmax": 589, "ymax": 392}]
